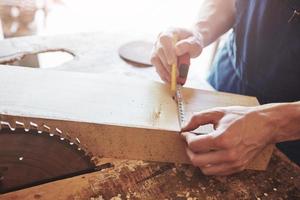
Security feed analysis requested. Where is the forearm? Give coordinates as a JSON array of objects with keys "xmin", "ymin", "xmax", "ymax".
[
  {"xmin": 258, "ymin": 101, "xmax": 300, "ymax": 143},
  {"xmin": 193, "ymin": 0, "xmax": 236, "ymax": 47}
]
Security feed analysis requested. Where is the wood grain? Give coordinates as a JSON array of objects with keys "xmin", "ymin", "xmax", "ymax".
[
  {"xmin": 0, "ymin": 65, "xmax": 272, "ymax": 170},
  {"xmin": 0, "ymin": 65, "xmax": 179, "ymax": 131}
]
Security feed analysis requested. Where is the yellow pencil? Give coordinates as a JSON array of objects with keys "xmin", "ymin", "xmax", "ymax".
[{"xmin": 171, "ymin": 36, "xmax": 177, "ymax": 97}]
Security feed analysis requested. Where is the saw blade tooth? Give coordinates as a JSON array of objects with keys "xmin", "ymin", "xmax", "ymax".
[
  {"xmin": 24, "ymin": 128, "xmax": 30, "ymax": 132},
  {"xmin": 10, "ymin": 126, "xmax": 16, "ymax": 131},
  {"xmin": 0, "ymin": 121, "xmax": 15, "ymax": 131},
  {"xmin": 55, "ymin": 128, "xmax": 66, "ymax": 141},
  {"xmin": 29, "ymin": 122, "xmax": 38, "ymax": 132},
  {"xmin": 66, "ymin": 135, "xmax": 73, "ymax": 144},
  {"xmin": 37, "ymin": 125, "xmax": 43, "ymax": 134},
  {"xmin": 55, "ymin": 128, "xmax": 62, "ymax": 134},
  {"xmin": 1, "ymin": 120, "xmax": 97, "ymax": 169},
  {"xmin": 42, "ymin": 124, "xmax": 51, "ymax": 134},
  {"xmin": 75, "ymin": 137, "xmax": 82, "ymax": 151},
  {"xmin": 15, "ymin": 121, "xmax": 25, "ymax": 129},
  {"xmin": 60, "ymin": 132, "xmax": 73, "ymax": 145},
  {"xmin": 43, "ymin": 124, "xmax": 50, "ymax": 131},
  {"xmin": 30, "ymin": 122, "xmax": 38, "ymax": 127},
  {"xmin": 0, "ymin": 121, "xmax": 3, "ymax": 130}
]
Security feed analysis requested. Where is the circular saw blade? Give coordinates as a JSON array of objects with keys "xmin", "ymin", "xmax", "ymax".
[{"xmin": 0, "ymin": 121, "xmax": 96, "ymax": 193}]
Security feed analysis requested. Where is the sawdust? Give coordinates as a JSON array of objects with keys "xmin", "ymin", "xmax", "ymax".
[
  {"xmin": 187, "ymin": 198, "xmax": 198, "ymax": 200},
  {"xmin": 90, "ymin": 195, "xmax": 104, "ymax": 200},
  {"xmin": 184, "ymin": 165, "xmax": 196, "ymax": 180},
  {"xmin": 8, "ymin": 150, "xmax": 298, "ymax": 200},
  {"xmin": 110, "ymin": 194, "xmax": 122, "ymax": 200},
  {"xmin": 125, "ymin": 160, "xmax": 147, "ymax": 172}
]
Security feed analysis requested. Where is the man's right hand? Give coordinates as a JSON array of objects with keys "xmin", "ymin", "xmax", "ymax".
[{"xmin": 150, "ymin": 28, "xmax": 204, "ymax": 83}]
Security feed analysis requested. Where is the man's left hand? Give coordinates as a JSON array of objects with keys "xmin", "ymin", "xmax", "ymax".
[{"xmin": 181, "ymin": 106, "xmax": 277, "ymax": 176}]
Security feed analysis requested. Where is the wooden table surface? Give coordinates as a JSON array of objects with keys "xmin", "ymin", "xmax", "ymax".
[{"xmin": 0, "ymin": 33, "xmax": 299, "ymax": 200}]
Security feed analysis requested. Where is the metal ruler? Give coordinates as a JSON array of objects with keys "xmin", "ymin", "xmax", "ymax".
[
  {"xmin": 172, "ymin": 53, "xmax": 190, "ymax": 130},
  {"xmin": 175, "ymin": 86, "xmax": 213, "ymax": 135},
  {"xmin": 175, "ymin": 84, "xmax": 185, "ymax": 129}
]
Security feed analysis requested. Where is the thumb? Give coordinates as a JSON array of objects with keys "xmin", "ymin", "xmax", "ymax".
[
  {"xmin": 181, "ymin": 110, "xmax": 224, "ymax": 132},
  {"xmin": 175, "ymin": 36, "xmax": 203, "ymax": 58}
]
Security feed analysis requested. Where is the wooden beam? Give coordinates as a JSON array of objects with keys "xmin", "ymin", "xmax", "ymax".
[{"xmin": 0, "ymin": 66, "xmax": 273, "ymax": 170}]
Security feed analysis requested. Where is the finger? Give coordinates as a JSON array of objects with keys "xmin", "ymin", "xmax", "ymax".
[
  {"xmin": 175, "ymin": 36, "xmax": 202, "ymax": 58},
  {"xmin": 159, "ymin": 27, "xmax": 195, "ymax": 64},
  {"xmin": 156, "ymin": 62, "xmax": 170, "ymax": 83},
  {"xmin": 159, "ymin": 33, "xmax": 177, "ymax": 66},
  {"xmin": 151, "ymin": 56, "xmax": 170, "ymax": 83},
  {"xmin": 181, "ymin": 110, "xmax": 223, "ymax": 132},
  {"xmin": 201, "ymin": 162, "xmax": 245, "ymax": 176},
  {"xmin": 186, "ymin": 148, "xmax": 239, "ymax": 166},
  {"xmin": 160, "ymin": 74, "xmax": 169, "ymax": 84},
  {"xmin": 157, "ymin": 46, "xmax": 171, "ymax": 73},
  {"xmin": 182, "ymin": 133, "xmax": 216, "ymax": 153}
]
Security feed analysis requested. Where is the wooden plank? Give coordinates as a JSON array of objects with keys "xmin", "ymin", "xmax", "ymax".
[
  {"xmin": 0, "ymin": 65, "xmax": 179, "ymax": 131},
  {"xmin": 0, "ymin": 65, "xmax": 272, "ymax": 169}
]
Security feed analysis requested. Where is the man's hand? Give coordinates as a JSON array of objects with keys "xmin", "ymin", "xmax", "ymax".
[
  {"xmin": 150, "ymin": 28, "xmax": 203, "ymax": 83},
  {"xmin": 181, "ymin": 106, "xmax": 278, "ymax": 176}
]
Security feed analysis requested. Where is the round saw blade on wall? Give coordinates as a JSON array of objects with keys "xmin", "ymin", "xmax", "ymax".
[{"xmin": 0, "ymin": 121, "xmax": 96, "ymax": 193}]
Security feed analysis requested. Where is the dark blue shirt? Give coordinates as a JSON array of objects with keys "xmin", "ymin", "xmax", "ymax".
[{"xmin": 208, "ymin": 0, "xmax": 300, "ymax": 164}]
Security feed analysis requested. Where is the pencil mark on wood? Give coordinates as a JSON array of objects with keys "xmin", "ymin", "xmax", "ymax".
[{"xmin": 150, "ymin": 104, "xmax": 162, "ymax": 127}]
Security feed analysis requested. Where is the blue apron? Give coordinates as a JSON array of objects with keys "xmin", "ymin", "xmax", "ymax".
[{"xmin": 208, "ymin": 0, "xmax": 300, "ymax": 165}]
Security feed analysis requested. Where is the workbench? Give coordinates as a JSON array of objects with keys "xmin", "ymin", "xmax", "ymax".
[{"xmin": 0, "ymin": 33, "xmax": 299, "ymax": 200}]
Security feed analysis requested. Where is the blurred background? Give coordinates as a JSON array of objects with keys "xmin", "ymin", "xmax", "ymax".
[{"xmin": 0, "ymin": 0, "xmax": 219, "ymax": 89}]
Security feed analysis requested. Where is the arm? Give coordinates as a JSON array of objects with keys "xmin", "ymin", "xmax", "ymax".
[
  {"xmin": 181, "ymin": 102, "xmax": 300, "ymax": 176},
  {"xmin": 151, "ymin": 0, "xmax": 236, "ymax": 83},
  {"xmin": 194, "ymin": 0, "xmax": 236, "ymax": 47},
  {"xmin": 262, "ymin": 102, "xmax": 300, "ymax": 143}
]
